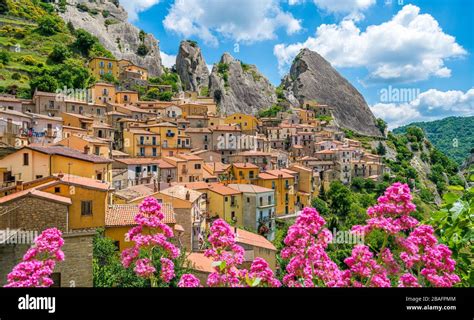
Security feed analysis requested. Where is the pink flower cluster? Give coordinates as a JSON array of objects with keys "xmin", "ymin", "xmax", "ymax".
[
  {"xmin": 281, "ymin": 207, "xmax": 347, "ymax": 287},
  {"xmin": 5, "ymin": 228, "xmax": 65, "ymax": 288},
  {"xmin": 346, "ymin": 183, "xmax": 460, "ymax": 288},
  {"xmin": 121, "ymin": 197, "xmax": 180, "ymax": 286},
  {"xmin": 352, "ymin": 182, "xmax": 418, "ymax": 235},
  {"xmin": 344, "ymin": 245, "xmax": 391, "ymax": 287},
  {"xmin": 178, "ymin": 219, "xmax": 280, "ymax": 287},
  {"xmin": 178, "ymin": 274, "xmax": 201, "ymax": 287},
  {"xmin": 399, "ymin": 225, "xmax": 459, "ymax": 287}
]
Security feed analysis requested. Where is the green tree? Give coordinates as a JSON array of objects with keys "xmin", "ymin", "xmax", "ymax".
[
  {"xmin": 72, "ymin": 29, "xmax": 97, "ymax": 57},
  {"xmin": 376, "ymin": 141, "xmax": 386, "ymax": 156},
  {"xmin": 0, "ymin": 51, "xmax": 10, "ymax": 64},
  {"xmin": 37, "ymin": 15, "xmax": 62, "ymax": 36},
  {"xmin": 327, "ymin": 181, "xmax": 352, "ymax": 217},
  {"xmin": 0, "ymin": 0, "xmax": 8, "ymax": 14},
  {"xmin": 48, "ymin": 44, "xmax": 71, "ymax": 63},
  {"xmin": 30, "ymin": 74, "xmax": 58, "ymax": 95},
  {"xmin": 310, "ymin": 197, "xmax": 330, "ymax": 217},
  {"xmin": 137, "ymin": 44, "xmax": 149, "ymax": 56}
]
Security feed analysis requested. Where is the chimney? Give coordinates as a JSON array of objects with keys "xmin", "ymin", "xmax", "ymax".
[
  {"xmin": 57, "ymin": 171, "xmax": 64, "ymax": 179},
  {"xmin": 84, "ymin": 145, "xmax": 90, "ymax": 154},
  {"xmin": 16, "ymin": 180, "xmax": 24, "ymax": 191},
  {"xmin": 185, "ymin": 190, "xmax": 190, "ymax": 201}
]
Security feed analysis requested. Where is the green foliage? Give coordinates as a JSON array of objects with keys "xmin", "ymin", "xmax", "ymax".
[
  {"xmin": 139, "ymin": 30, "xmax": 146, "ymax": 42},
  {"xmin": 136, "ymin": 43, "xmax": 149, "ymax": 56},
  {"xmin": 394, "ymin": 117, "xmax": 474, "ymax": 165},
  {"xmin": 0, "ymin": 0, "xmax": 8, "ymax": 14},
  {"xmin": 101, "ymin": 72, "xmax": 119, "ymax": 85},
  {"xmin": 217, "ymin": 62, "xmax": 229, "ymax": 86},
  {"xmin": 37, "ymin": 15, "xmax": 62, "ymax": 36},
  {"xmin": 29, "ymin": 73, "xmax": 58, "ymax": 93},
  {"xmin": 376, "ymin": 141, "xmax": 386, "ymax": 156},
  {"xmin": 311, "ymin": 197, "xmax": 330, "ymax": 217},
  {"xmin": 425, "ymin": 189, "xmax": 474, "ymax": 286},
  {"xmin": 102, "ymin": 10, "xmax": 110, "ymax": 18},
  {"xmin": 93, "ymin": 230, "xmax": 147, "ymax": 287},
  {"xmin": 148, "ymin": 72, "xmax": 181, "ymax": 92},
  {"xmin": 48, "ymin": 44, "xmax": 70, "ymax": 63},
  {"xmin": 376, "ymin": 118, "xmax": 387, "ymax": 135},
  {"xmin": 72, "ymin": 28, "xmax": 96, "ymax": 56},
  {"xmin": 143, "ymin": 88, "xmax": 173, "ymax": 101},
  {"xmin": 327, "ymin": 181, "xmax": 352, "ymax": 217},
  {"xmin": 257, "ymin": 104, "xmax": 283, "ymax": 118},
  {"xmin": 199, "ymin": 86, "xmax": 209, "ymax": 96},
  {"xmin": 0, "ymin": 51, "xmax": 10, "ymax": 64}
]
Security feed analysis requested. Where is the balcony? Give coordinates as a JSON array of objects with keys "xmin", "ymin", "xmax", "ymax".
[{"xmin": 136, "ymin": 140, "xmax": 158, "ymax": 146}]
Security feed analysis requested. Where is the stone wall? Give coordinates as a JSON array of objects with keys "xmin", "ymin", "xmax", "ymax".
[
  {"xmin": 55, "ymin": 231, "xmax": 94, "ymax": 287},
  {"xmin": 173, "ymin": 208, "xmax": 193, "ymax": 251},
  {"xmin": 0, "ymin": 231, "xmax": 94, "ymax": 287},
  {"xmin": 0, "ymin": 196, "xmax": 68, "ymax": 232}
]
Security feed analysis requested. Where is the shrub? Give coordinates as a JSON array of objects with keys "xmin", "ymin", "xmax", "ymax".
[
  {"xmin": 49, "ymin": 44, "xmax": 71, "ymax": 63},
  {"xmin": 37, "ymin": 15, "xmax": 62, "ymax": 36},
  {"xmin": 137, "ymin": 44, "xmax": 149, "ymax": 57}
]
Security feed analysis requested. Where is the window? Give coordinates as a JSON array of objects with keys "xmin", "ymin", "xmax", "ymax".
[
  {"xmin": 97, "ymin": 173, "xmax": 102, "ymax": 181},
  {"xmin": 54, "ymin": 187, "xmax": 60, "ymax": 193},
  {"xmin": 96, "ymin": 108, "xmax": 101, "ymax": 116},
  {"xmin": 247, "ymin": 197, "xmax": 250, "ymax": 203},
  {"xmin": 194, "ymin": 164, "xmax": 201, "ymax": 170},
  {"xmin": 108, "ymin": 62, "xmax": 113, "ymax": 69},
  {"xmin": 94, "ymin": 147, "xmax": 100, "ymax": 155},
  {"xmin": 259, "ymin": 197, "xmax": 263, "ymax": 206},
  {"xmin": 35, "ymin": 175, "xmax": 43, "ymax": 179},
  {"xmin": 23, "ymin": 153, "xmax": 29, "ymax": 166},
  {"xmin": 81, "ymin": 201, "xmax": 92, "ymax": 216},
  {"xmin": 152, "ymin": 148, "xmax": 157, "ymax": 157},
  {"xmin": 99, "ymin": 61, "xmax": 105, "ymax": 68},
  {"xmin": 224, "ymin": 197, "xmax": 228, "ymax": 202},
  {"xmin": 268, "ymin": 195, "xmax": 272, "ymax": 204},
  {"xmin": 231, "ymin": 212, "xmax": 235, "ymax": 221}
]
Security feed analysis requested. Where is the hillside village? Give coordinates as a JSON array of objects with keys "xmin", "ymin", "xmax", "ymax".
[{"xmin": 0, "ymin": 51, "xmax": 391, "ymax": 286}]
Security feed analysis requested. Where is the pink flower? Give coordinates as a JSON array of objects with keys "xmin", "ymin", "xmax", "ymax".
[
  {"xmin": 134, "ymin": 258, "xmax": 156, "ymax": 278},
  {"xmin": 121, "ymin": 197, "xmax": 178, "ymax": 286},
  {"xmin": 248, "ymin": 258, "xmax": 281, "ymax": 287},
  {"xmin": 398, "ymin": 273, "xmax": 420, "ymax": 287},
  {"xmin": 160, "ymin": 258, "xmax": 175, "ymax": 283},
  {"xmin": 5, "ymin": 228, "xmax": 65, "ymax": 288},
  {"xmin": 178, "ymin": 274, "xmax": 201, "ymax": 287}
]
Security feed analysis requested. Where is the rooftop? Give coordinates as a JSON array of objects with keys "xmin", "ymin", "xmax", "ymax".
[
  {"xmin": 105, "ymin": 203, "xmax": 175, "ymax": 227},
  {"xmin": 25, "ymin": 145, "xmax": 113, "ymax": 164}
]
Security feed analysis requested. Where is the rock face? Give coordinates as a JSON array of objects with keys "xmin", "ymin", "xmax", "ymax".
[
  {"xmin": 176, "ymin": 40, "xmax": 209, "ymax": 92},
  {"xmin": 281, "ymin": 49, "xmax": 382, "ymax": 137},
  {"xmin": 59, "ymin": 0, "xmax": 164, "ymax": 76},
  {"xmin": 208, "ymin": 53, "xmax": 277, "ymax": 115}
]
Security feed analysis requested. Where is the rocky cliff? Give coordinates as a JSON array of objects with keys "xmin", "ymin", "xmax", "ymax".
[
  {"xmin": 208, "ymin": 53, "xmax": 277, "ymax": 115},
  {"xmin": 175, "ymin": 40, "xmax": 209, "ymax": 92},
  {"xmin": 281, "ymin": 48, "xmax": 382, "ymax": 137},
  {"xmin": 59, "ymin": 0, "xmax": 164, "ymax": 76}
]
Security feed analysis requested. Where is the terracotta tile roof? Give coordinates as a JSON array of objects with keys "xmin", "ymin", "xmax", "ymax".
[
  {"xmin": 156, "ymin": 159, "xmax": 177, "ymax": 169},
  {"xmin": 210, "ymin": 125, "xmax": 240, "ymax": 132},
  {"xmin": 105, "ymin": 203, "xmax": 175, "ymax": 227},
  {"xmin": 0, "ymin": 189, "xmax": 72, "ymax": 205},
  {"xmin": 185, "ymin": 128, "xmax": 211, "ymax": 133},
  {"xmin": 234, "ymin": 228, "xmax": 276, "ymax": 251},
  {"xmin": 264, "ymin": 170, "xmax": 294, "ymax": 179},
  {"xmin": 159, "ymin": 185, "xmax": 203, "ymax": 202},
  {"xmin": 232, "ymin": 163, "xmax": 258, "ymax": 169},
  {"xmin": 115, "ymin": 157, "xmax": 163, "ymax": 165},
  {"xmin": 53, "ymin": 174, "xmax": 112, "ymax": 191},
  {"xmin": 227, "ymin": 184, "xmax": 274, "ymax": 194},
  {"xmin": 186, "ymin": 252, "xmax": 213, "ymax": 273},
  {"xmin": 235, "ymin": 151, "xmax": 271, "ymax": 156},
  {"xmin": 176, "ymin": 153, "xmax": 203, "ymax": 161},
  {"xmin": 62, "ymin": 112, "xmax": 94, "ymax": 121},
  {"xmin": 209, "ymin": 184, "xmax": 241, "ymax": 196},
  {"xmin": 204, "ymin": 162, "xmax": 230, "ymax": 173},
  {"xmin": 26, "ymin": 145, "xmax": 113, "ymax": 164}
]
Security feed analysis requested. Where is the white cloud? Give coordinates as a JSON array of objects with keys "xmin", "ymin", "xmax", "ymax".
[
  {"xmin": 161, "ymin": 52, "xmax": 176, "ymax": 68},
  {"xmin": 274, "ymin": 5, "xmax": 466, "ymax": 82},
  {"xmin": 311, "ymin": 0, "xmax": 376, "ymax": 14},
  {"xmin": 121, "ymin": 0, "xmax": 161, "ymax": 21},
  {"xmin": 371, "ymin": 88, "xmax": 474, "ymax": 128},
  {"xmin": 163, "ymin": 0, "xmax": 302, "ymax": 46}
]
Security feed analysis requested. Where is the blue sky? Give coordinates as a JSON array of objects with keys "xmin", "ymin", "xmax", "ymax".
[{"xmin": 125, "ymin": 0, "xmax": 473, "ymax": 128}]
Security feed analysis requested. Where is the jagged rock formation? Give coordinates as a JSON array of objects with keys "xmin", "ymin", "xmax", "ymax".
[
  {"xmin": 281, "ymin": 48, "xmax": 382, "ymax": 137},
  {"xmin": 208, "ymin": 53, "xmax": 277, "ymax": 115},
  {"xmin": 176, "ymin": 40, "xmax": 209, "ymax": 92},
  {"xmin": 59, "ymin": 0, "xmax": 164, "ymax": 76}
]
